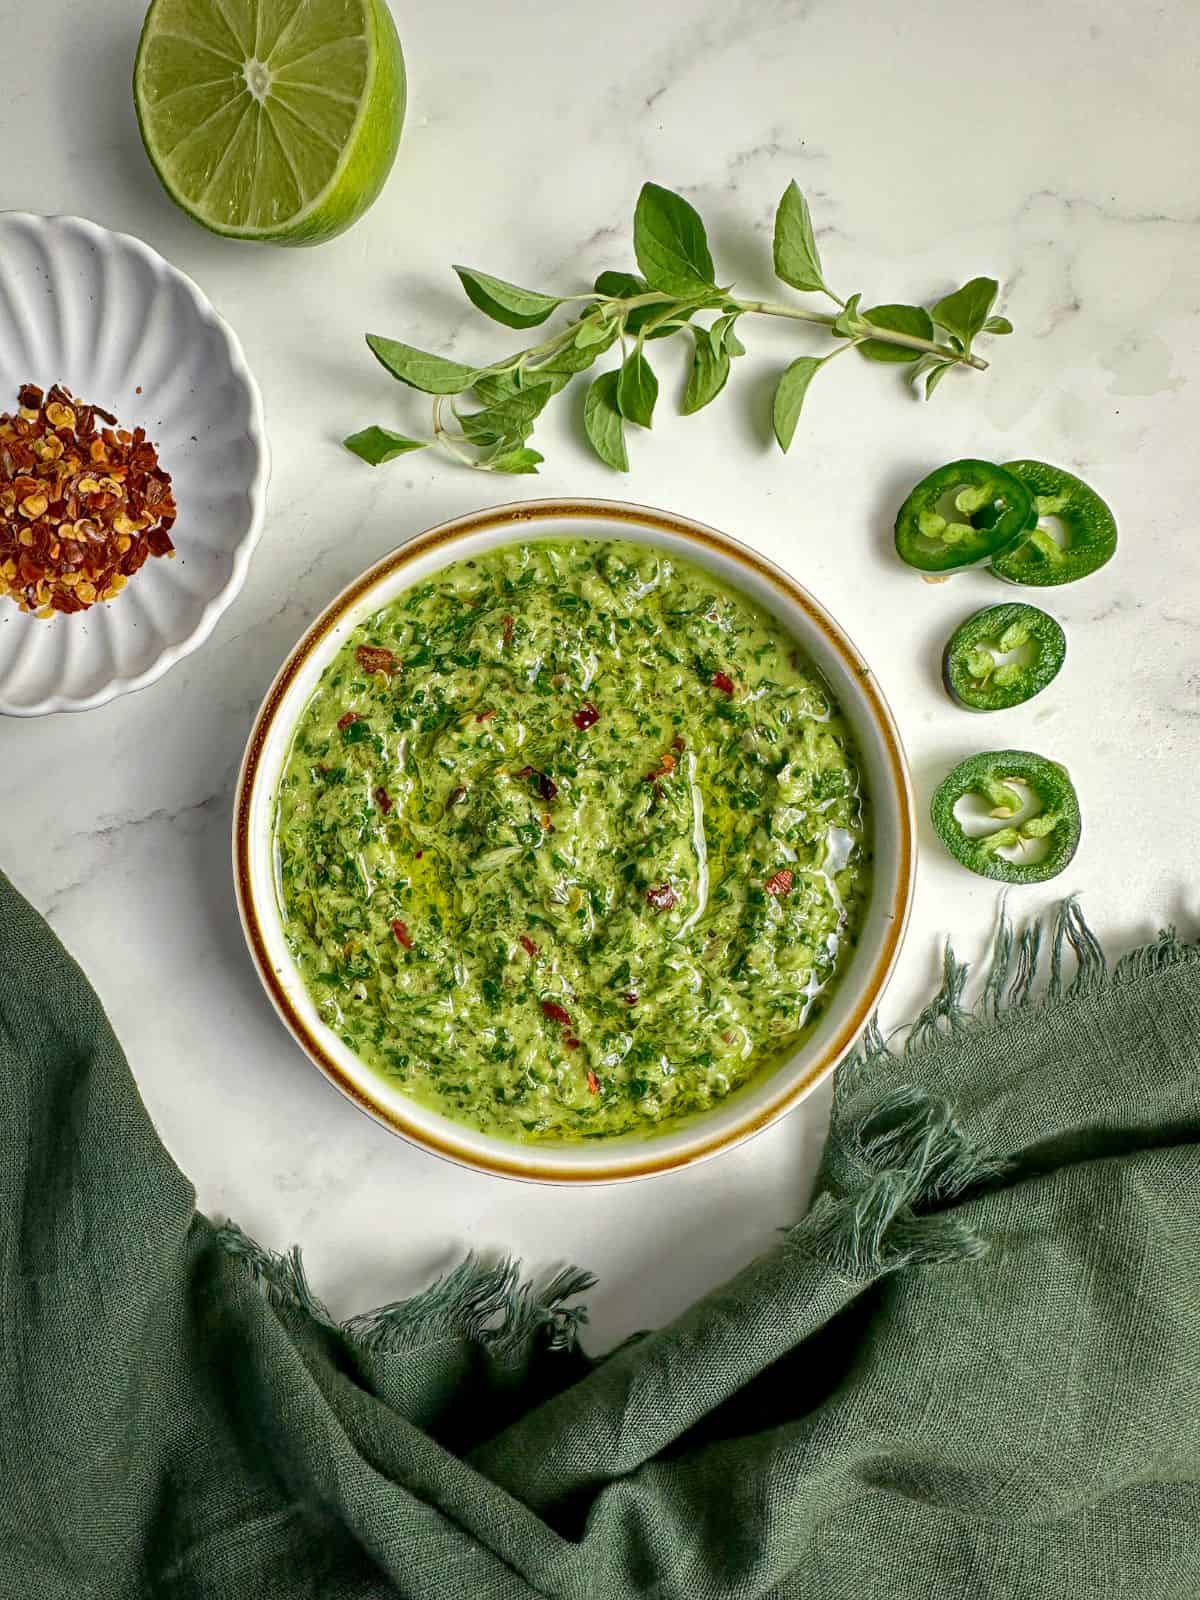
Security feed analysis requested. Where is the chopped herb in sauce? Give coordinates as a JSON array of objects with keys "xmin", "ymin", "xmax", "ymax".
[{"xmin": 274, "ymin": 539, "xmax": 871, "ymax": 1142}]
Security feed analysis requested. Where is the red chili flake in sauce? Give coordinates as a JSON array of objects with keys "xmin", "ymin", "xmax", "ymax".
[
  {"xmin": 0, "ymin": 381, "xmax": 177, "ymax": 617},
  {"xmin": 541, "ymin": 1000, "xmax": 572, "ymax": 1027},
  {"xmin": 645, "ymin": 750, "xmax": 676, "ymax": 782},
  {"xmin": 565, "ymin": 1037, "xmax": 582, "ymax": 1050},
  {"xmin": 623, "ymin": 991, "xmax": 639, "ymax": 1007},
  {"xmin": 572, "ymin": 700, "xmax": 600, "ymax": 730},
  {"xmin": 446, "ymin": 785, "xmax": 467, "ymax": 807},
  {"xmin": 645, "ymin": 883, "xmax": 678, "ymax": 911},
  {"xmin": 586, "ymin": 1069, "xmax": 600, "ymax": 1094},
  {"xmin": 373, "ymin": 786, "xmax": 393, "ymax": 814},
  {"xmin": 519, "ymin": 934, "xmax": 538, "ymax": 957},
  {"xmin": 502, "ymin": 613, "xmax": 515, "ymax": 645},
  {"xmin": 337, "ymin": 711, "xmax": 359, "ymax": 731},
  {"xmin": 414, "ymin": 850, "xmax": 424, "ymax": 859},
  {"xmin": 356, "ymin": 644, "xmax": 397, "ymax": 676},
  {"xmin": 711, "ymin": 671, "xmax": 736, "ymax": 696},
  {"xmin": 672, "ymin": 734, "xmax": 686, "ymax": 752},
  {"xmin": 391, "ymin": 919, "xmax": 413, "ymax": 949},
  {"xmin": 764, "ymin": 868, "xmax": 795, "ymax": 897},
  {"xmin": 517, "ymin": 766, "xmax": 558, "ymax": 801},
  {"xmin": 475, "ymin": 708, "xmax": 496, "ymax": 723}
]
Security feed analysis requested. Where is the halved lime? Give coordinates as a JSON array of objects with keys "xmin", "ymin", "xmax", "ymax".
[{"xmin": 134, "ymin": 0, "xmax": 405, "ymax": 246}]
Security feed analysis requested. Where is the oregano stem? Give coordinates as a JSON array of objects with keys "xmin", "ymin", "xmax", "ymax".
[
  {"xmin": 729, "ymin": 297, "xmax": 988, "ymax": 371},
  {"xmin": 431, "ymin": 396, "xmax": 487, "ymax": 469}
]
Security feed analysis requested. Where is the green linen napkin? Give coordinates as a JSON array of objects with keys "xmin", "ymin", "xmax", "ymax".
[{"xmin": 3, "ymin": 865, "xmax": 1199, "ymax": 1598}]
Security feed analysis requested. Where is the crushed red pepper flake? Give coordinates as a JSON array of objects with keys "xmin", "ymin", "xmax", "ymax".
[
  {"xmin": 391, "ymin": 919, "xmax": 413, "ymax": 949},
  {"xmin": 645, "ymin": 882, "xmax": 678, "ymax": 911},
  {"xmin": 518, "ymin": 934, "xmax": 538, "ymax": 957},
  {"xmin": 671, "ymin": 734, "xmax": 686, "ymax": 752},
  {"xmin": 572, "ymin": 700, "xmax": 600, "ymax": 730},
  {"xmin": 373, "ymin": 786, "xmax": 393, "ymax": 814},
  {"xmin": 502, "ymin": 613, "xmax": 515, "ymax": 645},
  {"xmin": 623, "ymin": 991, "xmax": 639, "ymax": 1006},
  {"xmin": 541, "ymin": 1000, "xmax": 572, "ymax": 1027},
  {"xmin": 356, "ymin": 644, "xmax": 397, "ymax": 676},
  {"xmin": 586, "ymin": 1069, "xmax": 600, "ymax": 1094},
  {"xmin": 764, "ymin": 868, "xmax": 794, "ymax": 897},
  {"xmin": 0, "ymin": 382, "xmax": 177, "ymax": 617},
  {"xmin": 711, "ymin": 670, "xmax": 736, "ymax": 695},
  {"xmin": 517, "ymin": 765, "xmax": 558, "ymax": 802},
  {"xmin": 337, "ymin": 711, "xmax": 359, "ymax": 731},
  {"xmin": 475, "ymin": 707, "xmax": 496, "ymax": 722},
  {"xmin": 645, "ymin": 749, "xmax": 676, "ymax": 782},
  {"xmin": 565, "ymin": 1036, "xmax": 582, "ymax": 1051}
]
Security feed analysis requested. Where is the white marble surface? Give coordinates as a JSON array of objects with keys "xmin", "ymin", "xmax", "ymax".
[{"xmin": 3, "ymin": 0, "xmax": 1197, "ymax": 1350}]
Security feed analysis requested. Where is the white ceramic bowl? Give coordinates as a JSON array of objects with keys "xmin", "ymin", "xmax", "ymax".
[
  {"xmin": 0, "ymin": 213, "xmax": 269, "ymax": 716},
  {"xmin": 235, "ymin": 500, "xmax": 916, "ymax": 1183}
]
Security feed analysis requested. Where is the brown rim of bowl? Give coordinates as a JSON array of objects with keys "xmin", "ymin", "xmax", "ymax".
[{"xmin": 234, "ymin": 498, "xmax": 916, "ymax": 1183}]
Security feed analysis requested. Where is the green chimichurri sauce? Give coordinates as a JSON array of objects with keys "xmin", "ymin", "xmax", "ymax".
[{"xmin": 275, "ymin": 539, "xmax": 871, "ymax": 1142}]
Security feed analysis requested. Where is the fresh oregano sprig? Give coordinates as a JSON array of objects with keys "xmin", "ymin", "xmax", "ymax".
[{"xmin": 345, "ymin": 181, "xmax": 1012, "ymax": 474}]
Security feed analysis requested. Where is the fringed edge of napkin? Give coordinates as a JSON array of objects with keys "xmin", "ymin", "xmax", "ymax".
[
  {"xmin": 214, "ymin": 1221, "xmax": 596, "ymax": 1357},
  {"xmin": 800, "ymin": 896, "xmax": 1200, "ymax": 1284},
  {"xmin": 842, "ymin": 895, "xmax": 1197, "ymax": 1082}
]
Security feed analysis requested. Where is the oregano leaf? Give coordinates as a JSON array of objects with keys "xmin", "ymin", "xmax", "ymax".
[
  {"xmin": 575, "ymin": 314, "xmax": 616, "ymax": 349},
  {"xmin": 642, "ymin": 305, "xmax": 700, "ymax": 340},
  {"xmin": 453, "ymin": 266, "xmax": 562, "ymax": 329},
  {"xmin": 855, "ymin": 303, "xmax": 934, "ymax": 364},
  {"xmin": 472, "ymin": 370, "xmax": 524, "ymax": 407},
  {"xmin": 488, "ymin": 446, "xmax": 544, "ymax": 474},
  {"xmin": 984, "ymin": 314, "xmax": 1014, "ymax": 335},
  {"xmin": 594, "ymin": 270, "xmax": 690, "ymax": 338},
  {"xmin": 458, "ymin": 384, "xmax": 553, "ymax": 446},
  {"xmin": 713, "ymin": 312, "xmax": 746, "ymax": 357},
  {"xmin": 772, "ymin": 356, "xmax": 824, "ymax": 451},
  {"xmin": 682, "ymin": 328, "xmax": 731, "ymax": 414},
  {"xmin": 924, "ymin": 360, "xmax": 955, "ymax": 400},
  {"xmin": 594, "ymin": 269, "xmax": 647, "ymax": 299},
  {"xmin": 633, "ymin": 183, "xmax": 717, "ymax": 298},
  {"xmin": 931, "ymin": 277, "xmax": 999, "ymax": 348},
  {"xmin": 583, "ymin": 371, "xmax": 629, "ymax": 470},
  {"xmin": 365, "ymin": 335, "xmax": 478, "ymax": 395},
  {"xmin": 772, "ymin": 181, "xmax": 829, "ymax": 295},
  {"xmin": 832, "ymin": 293, "xmax": 863, "ymax": 338},
  {"xmin": 344, "ymin": 427, "xmax": 428, "ymax": 465},
  {"xmin": 617, "ymin": 348, "xmax": 659, "ymax": 428},
  {"xmin": 907, "ymin": 354, "xmax": 936, "ymax": 390},
  {"xmin": 535, "ymin": 324, "xmax": 618, "ymax": 377}
]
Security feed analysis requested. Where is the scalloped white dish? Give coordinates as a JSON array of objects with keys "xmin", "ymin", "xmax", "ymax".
[{"xmin": 0, "ymin": 213, "xmax": 269, "ymax": 716}]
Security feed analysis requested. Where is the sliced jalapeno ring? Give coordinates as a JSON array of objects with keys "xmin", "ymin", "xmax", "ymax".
[
  {"xmin": 990, "ymin": 460, "xmax": 1117, "ymax": 587},
  {"xmin": 942, "ymin": 603, "xmax": 1066, "ymax": 712},
  {"xmin": 895, "ymin": 459, "xmax": 1034, "ymax": 574},
  {"xmin": 931, "ymin": 750, "xmax": 1081, "ymax": 884}
]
